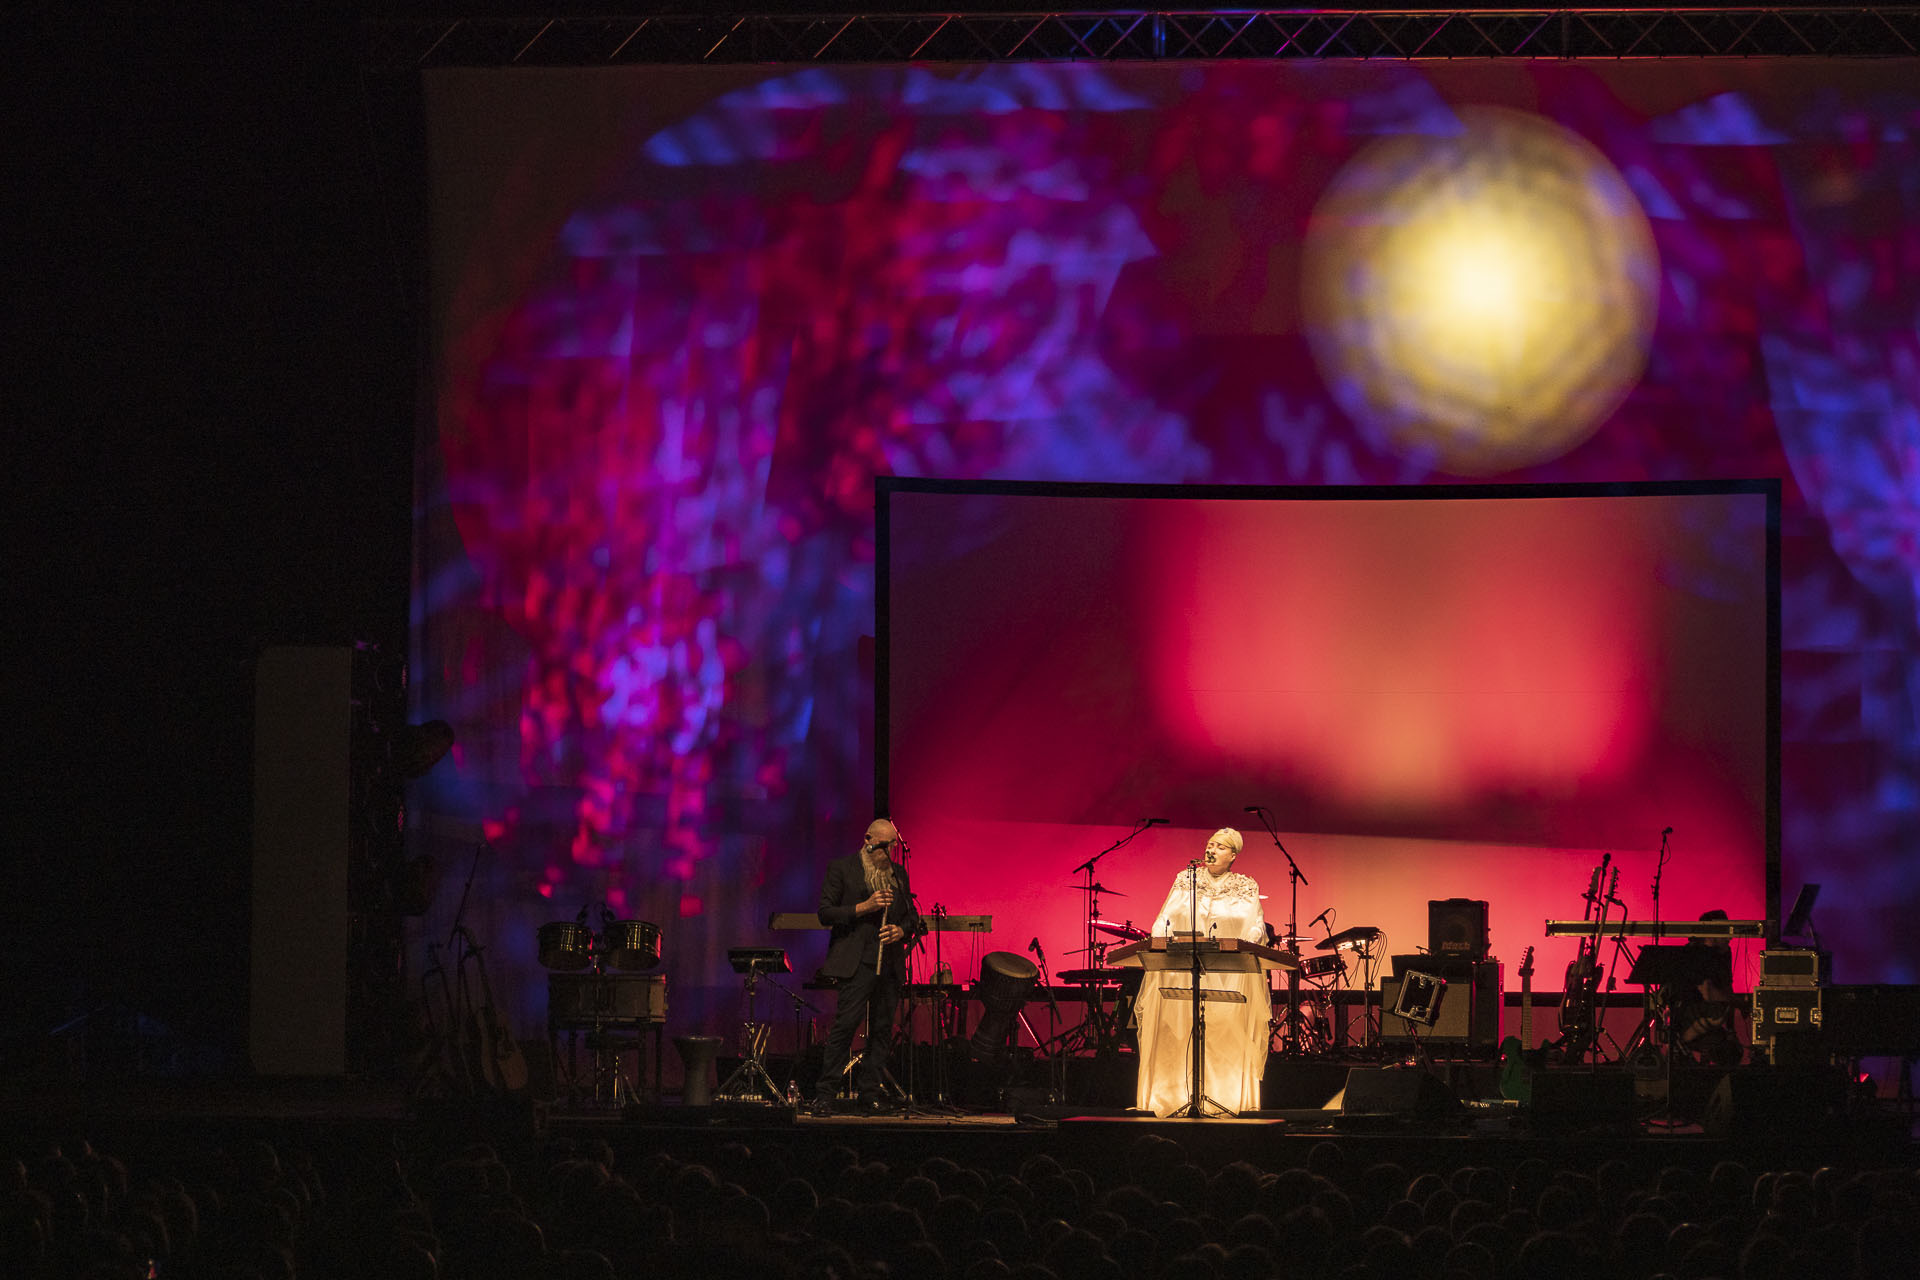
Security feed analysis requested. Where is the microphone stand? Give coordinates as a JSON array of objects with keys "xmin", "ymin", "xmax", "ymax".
[
  {"xmin": 1029, "ymin": 940, "xmax": 1064, "ymax": 1102},
  {"xmin": 1247, "ymin": 807, "xmax": 1311, "ymax": 1057},
  {"xmin": 1170, "ymin": 859, "xmax": 1228, "ymax": 1118},
  {"xmin": 891, "ymin": 836, "xmax": 930, "ymax": 1116}
]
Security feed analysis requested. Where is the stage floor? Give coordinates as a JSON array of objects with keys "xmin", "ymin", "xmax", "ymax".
[{"xmin": 3, "ymin": 1062, "xmax": 1910, "ymax": 1169}]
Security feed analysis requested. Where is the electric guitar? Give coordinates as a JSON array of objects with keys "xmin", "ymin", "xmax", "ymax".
[
  {"xmin": 1554, "ymin": 864, "xmax": 1616, "ymax": 1063},
  {"xmin": 1497, "ymin": 945, "xmax": 1536, "ymax": 1104}
]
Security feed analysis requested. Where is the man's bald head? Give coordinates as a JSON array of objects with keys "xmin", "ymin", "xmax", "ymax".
[{"xmin": 864, "ymin": 819, "xmax": 899, "ymax": 851}]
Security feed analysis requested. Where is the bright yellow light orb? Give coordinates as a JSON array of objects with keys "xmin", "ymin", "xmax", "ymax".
[{"xmin": 1302, "ymin": 107, "xmax": 1659, "ymax": 475}]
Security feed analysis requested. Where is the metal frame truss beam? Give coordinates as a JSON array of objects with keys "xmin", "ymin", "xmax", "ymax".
[{"xmin": 365, "ymin": 9, "xmax": 1920, "ymax": 69}]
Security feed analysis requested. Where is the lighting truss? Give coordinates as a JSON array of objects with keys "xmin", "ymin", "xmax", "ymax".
[{"xmin": 364, "ymin": 9, "xmax": 1920, "ymax": 69}]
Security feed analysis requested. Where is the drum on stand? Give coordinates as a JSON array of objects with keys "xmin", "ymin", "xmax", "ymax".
[
  {"xmin": 602, "ymin": 920, "xmax": 662, "ymax": 971},
  {"xmin": 1301, "ymin": 954, "xmax": 1344, "ymax": 981},
  {"xmin": 537, "ymin": 922, "xmax": 594, "ymax": 971}
]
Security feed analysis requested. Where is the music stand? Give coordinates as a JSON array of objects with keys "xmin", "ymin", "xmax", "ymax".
[
  {"xmin": 1782, "ymin": 883, "xmax": 1821, "ymax": 943},
  {"xmin": 1625, "ymin": 944, "xmax": 1709, "ymax": 1130}
]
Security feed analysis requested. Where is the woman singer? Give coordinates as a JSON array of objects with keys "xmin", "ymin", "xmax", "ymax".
[{"xmin": 1134, "ymin": 827, "xmax": 1270, "ymax": 1116}]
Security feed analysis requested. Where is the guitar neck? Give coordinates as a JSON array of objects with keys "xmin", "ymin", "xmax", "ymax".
[{"xmin": 1520, "ymin": 977, "xmax": 1532, "ymax": 1045}]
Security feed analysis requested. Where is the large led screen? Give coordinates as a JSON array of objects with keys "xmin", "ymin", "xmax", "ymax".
[{"xmin": 884, "ymin": 481, "xmax": 1775, "ymax": 989}]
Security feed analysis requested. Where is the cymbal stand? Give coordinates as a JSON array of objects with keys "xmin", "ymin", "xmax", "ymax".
[
  {"xmin": 1247, "ymin": 806, "xmax": 1313, "ymax": 1057},
  {"xmin": 1069, "ymin": 819, "xmax": 1157, "ymax": 1054}
]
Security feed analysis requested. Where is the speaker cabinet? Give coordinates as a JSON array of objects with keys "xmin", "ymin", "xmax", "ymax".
[
  {"xmin": 1381, "ymin": 960, "xmax": 1502, "ymax": 1050},
  {"xmin": 1429, "ymin": 898, "xmax": 1490, "ymax": 960},
  {"xmin": 249, "ymin": 647, "xmax": 353, "ymax": 1076},
  {"xmin": 1340, "ymin": 1067, "xmax": 1460, "ymax": 1116}
]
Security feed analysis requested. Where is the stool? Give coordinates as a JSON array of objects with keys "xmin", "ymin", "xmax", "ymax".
[{"xmin": 674, "ymin": 1035, "xmax": 724, "ymax": 1106}]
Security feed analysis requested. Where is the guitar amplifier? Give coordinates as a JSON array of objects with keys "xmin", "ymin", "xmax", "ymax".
[
  {"xmin": 1381, "ymin": 961, "xmax": 1502, "ymax": 1051},
  {"xmin": 1757, "ymin": 949, "xmax": 1829, "ymax": 988},
  {"xmin": 1752, "ymin": 986, "xmax": 1821, "ymax": 1042}
]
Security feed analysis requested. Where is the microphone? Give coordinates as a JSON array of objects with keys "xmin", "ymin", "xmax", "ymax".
[
  {"xmin": 1662, "ymin": 827, "xmax": 1673, "ymax": 836},
  {"xmin": 1309, "ymin": 908, "xmax": 1332, "ymax": 929},
  {"xmin": 1028, "ymin": 937, "xmax": 1045, "ymax": 963},
  {"xmin": 1242, "ymin": 805, "xmax": 1264, "ymax": 814},
  {"xmin": 1143, "ymin": 817, "xmax": 1169, "ymax": 826}
]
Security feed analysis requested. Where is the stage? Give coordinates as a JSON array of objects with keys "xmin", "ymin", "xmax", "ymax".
[{"xmin": 4, "ymin": 1056, "xmax": 1909, "ymax": 1175}]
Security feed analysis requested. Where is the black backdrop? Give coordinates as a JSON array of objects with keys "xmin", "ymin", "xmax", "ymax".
[{"xmin": 9, "ymin": 6, "xmax": 416, "ymax": 1071}]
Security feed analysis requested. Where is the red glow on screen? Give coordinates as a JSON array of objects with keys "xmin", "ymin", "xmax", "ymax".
[{"xmin": 887, "ymin": 487, "xmax": 1769, "ymax": 981}]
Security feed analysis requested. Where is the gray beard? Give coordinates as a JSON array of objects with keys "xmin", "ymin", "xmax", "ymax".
[{"xmin": 861, "ymin": 848, "xmax": 897, "ymax": 893}]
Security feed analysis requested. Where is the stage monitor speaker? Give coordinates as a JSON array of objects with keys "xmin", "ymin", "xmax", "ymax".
[
  {"xmin": 1530, "ymin": 1069, "xmax": 1636, "ymax": 1130},
  {"xmin": 1702, "ymin": 1066, "xmax": 1840, "ymax": 1139},
  {"xmin": 1340, "ymin": 1067, "xmax": 1460, "ymax": 1116},
  {"xmin": 1429, "ymin": 898, "xmax": 1490, "ymax": 960},
  {"xmin": 1381, "ymin": 961, "xmax": 1502, "ymax": 1049}
]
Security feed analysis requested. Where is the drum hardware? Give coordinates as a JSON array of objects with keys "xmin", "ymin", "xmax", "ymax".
[
  {"xmin": 1061, "ymin": 819, "xmax": 1162, "ymax": 1075},
  {"xmin": 1243, "ymin": 807, "xmax": 1319, "ymax": 1062},
  {"xmin": 532, "ymin": 893, "xmax": 667, "ymax": 1108},
  {"xmin": 546, "ymin": 974, "xmax": 666, "ymax": 1107}
]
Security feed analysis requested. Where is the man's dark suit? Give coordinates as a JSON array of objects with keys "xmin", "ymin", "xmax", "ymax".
[{"xmin": 814, "ymin": 850, "xmax": 923, "ymax": 1101}]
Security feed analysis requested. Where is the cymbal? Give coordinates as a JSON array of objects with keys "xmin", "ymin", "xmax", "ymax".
[
  {"xmin": 1070, "ymin": 882, "xmax": 1127, "ymax": 897},
  {"xmin": 1317, "ymin": 925, "xmax": 1383, "ymax": 951},
  {"xmin": 1058, "ymin": 968, "xmax": 1125, "ymax": 984},
  {"xmin": 1093, "ymin": 919, "xmax": 1147, "ymax": 941},
  {"xmin": 1267, "ymin": 932, "xmax": 1309, "ymax": 947}
]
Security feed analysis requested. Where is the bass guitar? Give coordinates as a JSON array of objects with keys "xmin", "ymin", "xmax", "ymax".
[{"xmin": 1497, "ymin": 945, "xmax": 1536, "ymax": 1103}]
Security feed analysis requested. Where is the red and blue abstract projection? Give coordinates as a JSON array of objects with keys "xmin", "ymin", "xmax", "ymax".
[{"xmin": 419, "ymin": 60, "xmax": 1920, "ymax": 1038}]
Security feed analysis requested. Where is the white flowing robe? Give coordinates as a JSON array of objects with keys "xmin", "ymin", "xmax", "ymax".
[{"xmin": 1134, "ymin": 867, "xmax": 1271, "ymax": 1116}]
